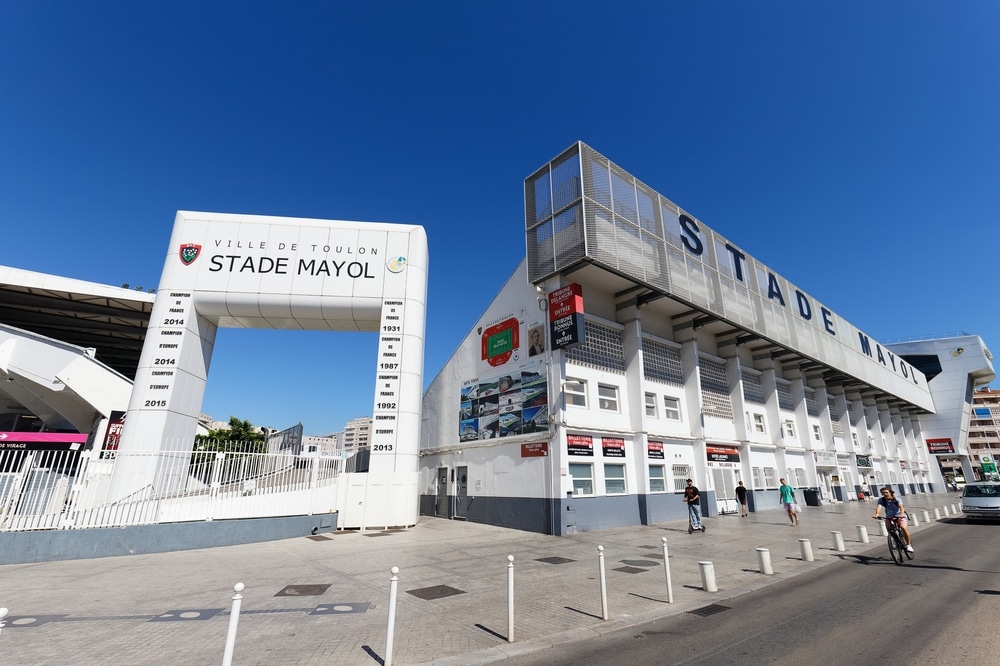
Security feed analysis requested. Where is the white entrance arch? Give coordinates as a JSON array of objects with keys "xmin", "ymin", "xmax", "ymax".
[{"xmin": 111, "ymin": 211, "xmax": 427, "ymax": 527}]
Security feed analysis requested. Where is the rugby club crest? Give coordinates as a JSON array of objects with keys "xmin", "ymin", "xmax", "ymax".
[{"xmin": 179, "ymin": 243, "xmax": 202, "ymax": 265}]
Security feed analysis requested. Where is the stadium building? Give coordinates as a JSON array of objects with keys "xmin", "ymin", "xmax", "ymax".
[{"xmin": 418, "ymin": 142, "xmax": 995, "ymax": 535}]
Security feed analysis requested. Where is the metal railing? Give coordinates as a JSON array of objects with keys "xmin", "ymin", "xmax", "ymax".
[{"xmin": 0, "ymin": 444, "xmax": 364, "ymax": 532}]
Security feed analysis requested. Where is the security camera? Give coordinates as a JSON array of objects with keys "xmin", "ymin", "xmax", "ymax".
[{"xmin": 535, "ymin": 285, "xmax": 546, "ymax": 294}]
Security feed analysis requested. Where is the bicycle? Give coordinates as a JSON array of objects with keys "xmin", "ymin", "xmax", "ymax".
[{"xmin": 876, "ymin": 516, "xmax": 913, "ymax": 565}]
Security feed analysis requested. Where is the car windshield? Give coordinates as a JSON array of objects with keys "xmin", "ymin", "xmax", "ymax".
[{"xmin": 963, "ymin": 485, "xmax": 1000, "ymax": 497}]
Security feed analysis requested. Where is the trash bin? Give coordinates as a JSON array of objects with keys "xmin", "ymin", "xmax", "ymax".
[{"xmin": 803, "ymin": 488, "xmax": 822, "ymax": 507}]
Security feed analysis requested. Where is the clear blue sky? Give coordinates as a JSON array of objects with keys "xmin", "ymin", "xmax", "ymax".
[{"xmin": 2, "ymin": 2, "xmax": 997, "ymax": 436}]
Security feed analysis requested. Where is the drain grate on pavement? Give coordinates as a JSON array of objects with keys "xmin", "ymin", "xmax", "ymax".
[
  {"xmin": 310, "ymin": 602, "xmax": 372, "ymax": 615},
  {"xmin": 149, "ymin": 609, "xmax": 224, "ymax": 622},
  {"xmin": 364, "ymin": 532, "xmax": 392, "ymax": 537},
  {"xmin": 688, "ymin": 604, "xmax": 730, "ymax": 617},
  {"xmin": 307, "ymin": 535, "xmax": 331, "ymax": 541},
  {"xmin": 275, "ymin": 584, "xmax": 331, "ymax": 597},
  {"xmin": 613, "ymin": 566, "xmax": 648, "ymax": 574},
  {"xmin": 621, "ymin": 559, "xmax": 660, "ymax": 567},
  {"xmin": 407, "ymin": 585, "xmax": 466, "ymax": 600},
  {"xmin": 536, "ymin": 556, "xmax": 576, "ymax": 565}
]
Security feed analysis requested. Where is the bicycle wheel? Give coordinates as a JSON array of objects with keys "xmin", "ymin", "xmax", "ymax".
[{"xmin": 887, "ymin": 532, "xmax": 903, "ymax": 565}]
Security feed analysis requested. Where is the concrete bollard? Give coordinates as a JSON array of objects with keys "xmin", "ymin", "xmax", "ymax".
[
  {"xmin": 856, "ymin": 525, "xmax": 870, "ymax": 544},
  {"xmin": 756, "ymin": 547, "xmax": 774, "ymax": 575},
  {"xmin": 221, "ymin": 583, "xmax": 245, "ymax": 666},
  {"xmin": 953, "ymin": 504, "xmax": 959, "ymax": 514},
  {"xmin": 921, "ymin": 510, "xmax": 930, "ymax": 523},
  {"xmin": 0, "ymin": 606, "xmax": 7, "ymax": 639},
  {"xmin": 385, "ymin": 567, "xmax": 400, "ymax": 666},
  {"xmin": 934, "ymin": 508, "xmax": 941, "ymax": 520},
  {"xmin": 597, "ymin": 546, "xmax": 608, "ymax": 620},
  {"xmin": 831, "ymin": 531, "xmax": 846, "ymax": 552},
  {"xmin": 699, "ymin": 561, "xmax": 718, "ymax": 592},
  {"xmin": 876, "ymin": 520, "xmax": 888, "ymax": 536},
  {"xmin": 943, "ymin": 506, "xmax": 950, "ymax": 516},
  {"xmin": 799, "ymin": 539, "xmax": 814, "ymax": 562},
  {"xmin": 910, "ymin": 514, "xmax": 919, "ymax": 527},
  {"xmin": 506, "ymin": 555, "xmax": 514, "ymax": 643},
  {"xmin": 661, "ymin": 537, "xmax": 674, "ymax": 604}
]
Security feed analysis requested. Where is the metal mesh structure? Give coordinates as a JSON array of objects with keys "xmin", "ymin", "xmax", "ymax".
[
  {"xmin": 699, "ymin": 357, "xmax": 734, "ymax": 421},
  {"xmin": 805, "ymin": 391, "xmax": 820, "ymax": 417},
  {"xmin": 776, "ymin": 383, "xmax": 794, "ymax": 411},
  {"xmin": 565, "ymin": 320, "xmax": 625, "ymax": 372},
  {"xmin": 642, "ymin": 338, "xmax": 683, "ymax": 385},
  {"xmin": 742, "ymin": 372, "xmax": 766, "ymax": 405},
  {"xmin": 828, "ymin": 396, "xmax": 844, "ymax": 436}
]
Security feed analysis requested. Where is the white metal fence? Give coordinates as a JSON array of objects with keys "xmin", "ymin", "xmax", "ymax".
[{"xmin": 0, "ymin": 444, "xmax": 362, "ymax": 532}]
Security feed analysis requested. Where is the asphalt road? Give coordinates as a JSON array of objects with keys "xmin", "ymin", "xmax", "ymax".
[{"xmin": 505, "ymin": 518, "xmax": 1000, "ymax": 665}]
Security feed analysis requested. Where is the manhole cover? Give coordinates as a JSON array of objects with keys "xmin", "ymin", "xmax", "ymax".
[
  {"xmin": 621, "ymin": 559, "xmax": 659, "ymax": 567},
  {"xmin": 536, "ymin": 556, "xmax": 576, "ymax": 565},
  {"xmin": 407, "ymin": 585, "xmax": 466, "ymax": 600},
  {"xmin": 275, "ymin": 584, "xmax": 331, "ymax": 597},
  {"xmin": 688, "ymin": 604, "xmax": 730, "ymax": 617},
  {"xmin": 149, "ymin": 609, "xmax": 223, "ymax": 622},
  {"xmin": 0, "ymin": 615, "xmax": 67, "ymax": 628},
  {"xmin": 307, "ymin": 535, "xmax": 331, "ymax": 541},
  {"xmin": 613, "ymin": 566, "xmax": 648, "ymax": 574},
  {"xmin": 310, "ymin": 602, "xmax": 371, "ymax": 615}
]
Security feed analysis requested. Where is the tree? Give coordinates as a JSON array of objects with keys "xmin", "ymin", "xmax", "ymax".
[{"xmin": 195, "ymin": 416, "xmax": 266, "ymax": 454}]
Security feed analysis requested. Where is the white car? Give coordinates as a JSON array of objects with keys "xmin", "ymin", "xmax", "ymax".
[{"xmin": 961, "ymin": 482, "xmax": 1000, "ymax": 523}]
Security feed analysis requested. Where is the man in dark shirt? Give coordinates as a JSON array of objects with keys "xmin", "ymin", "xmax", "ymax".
[
  {"xmin": 736, "ymin": 480, "xmax": 748, "ymax": 517},
  {"xmin": 683, "ymin": 479, "xmax": 704, "ymax": 530}
]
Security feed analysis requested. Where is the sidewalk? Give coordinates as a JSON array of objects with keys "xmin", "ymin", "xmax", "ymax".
[{"xmin": 0, "ymin": 493, "xmax": 960, "ymax": 665}]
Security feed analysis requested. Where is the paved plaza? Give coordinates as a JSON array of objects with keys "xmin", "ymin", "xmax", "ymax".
[{"xmin": 0, "ymin": 493, "xmax": 959, "ymax": 665}]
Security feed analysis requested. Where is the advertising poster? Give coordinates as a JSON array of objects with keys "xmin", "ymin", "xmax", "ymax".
[
  {"xmin": 100, "ymin": 410, "xmax": 127, "ymax": 459},
  {"xmin": 647, "ymin": 440, "xmax": 665, "ymax": 460},
  {"xmin": 602, "ymin": 436, "xmax": 626, "ymax": 458},
  {"xmin": 567, "ymin": 434, "xmax": 594, "ymax": 456},
  {"xmin": 459, "ymin": 361, "xmax": 547, "ymax": 441}
]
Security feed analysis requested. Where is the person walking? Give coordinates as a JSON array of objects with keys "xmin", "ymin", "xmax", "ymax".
[
  {"xmin": 860, "ymin": 481, "xmax": 871, "ymax": 503},
  {"xmin": 682, "ymin": 479, "xmax": 704, "ymax": 531},
  {"xmin": 779, "ymin": 477, "xmax": 799, "ymax": 526},
  {"xmin": 736, "ymin": 480, "xmax": 749, "ymax": 517}
]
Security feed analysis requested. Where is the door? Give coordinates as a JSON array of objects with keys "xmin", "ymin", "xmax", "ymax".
[
  {"xmin": 435, "ymin": 467, "xmax": 449, "ymax": 517},
  {"xmin": 455, "ymin": 466, "xmax": 469, "ymax": 518},
  {"xmin": 712, "ymin": 468, "xmax": 738, "ymax": 515}
]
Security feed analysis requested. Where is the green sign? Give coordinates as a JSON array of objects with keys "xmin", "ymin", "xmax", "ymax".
[{"xmin": 487, "ymin": 328, "xmax": 513, "ymax": 357}]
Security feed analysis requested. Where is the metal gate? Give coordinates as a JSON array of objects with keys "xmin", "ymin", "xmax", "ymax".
[{"xmin": 712, "ymin": 468, "xmax": 738, "ymax": 515}]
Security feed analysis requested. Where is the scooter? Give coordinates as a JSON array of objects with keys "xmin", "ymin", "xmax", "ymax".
[{"xmin": 687, "ymin": 506, "xmax": 706, "ymax": 534}]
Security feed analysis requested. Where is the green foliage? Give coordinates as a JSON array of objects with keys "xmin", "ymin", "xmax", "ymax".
[{"xmin": 194, "ymin": 416, "xmax": 267, "ymax": 454}]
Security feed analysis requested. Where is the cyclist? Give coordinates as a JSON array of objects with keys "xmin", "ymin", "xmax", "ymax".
[{"xmin": 873, "ymin": 486, "xmax": 913, "ymax": 553}]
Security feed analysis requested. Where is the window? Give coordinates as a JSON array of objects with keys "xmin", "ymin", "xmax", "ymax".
[
  {"xmin": 783, "ymin": 420, "xmax": 796, "ymax": 438},
  {"xmin": 751, "ymin": 413, "xmax": 766, "ymax": 434},
  {"xmin": 663, "ymin": 396, "xmax": 681, "ymax": 421},
  {"xmin": 852, "ymin": 433, "xmax": 859, "ymax": 447},
  {"xmin": 644, "ymin": 392, "xmax": 657, "ymax": 417},
  {"xmin": 598, "ymin": 384, "xmax": 619, "ymax": 411},
  {"xmin": 813, "ymin": 425, "xmax": 822, "ymax": 441},
  {"xmin": 565, "ymin": 378, "xmax": 587, "ymax": 407},
  {"xmin": 569, "ymin": 463, "xmax": 594, "ymax": 496},
  {"xmin": 763, "ymin": 467, "xmax": 777, "ymax": 488},
  {"xmin": 604, "ymin": 463, "xmax": 626, "ymax": 494},
  {"xmin": 672, "ymin": 464, "xmax": 690, "ymax": 491},
  {"xmin": 752, "ymin": 467, "xmax": 764, "ymax": 488},
  {"xmin": 649, "ymin": 465, "xmax": 666, "ymax": 492},
  {"xmin": 793, "ymin": 468, "xmax": 807, "ymax": 486}
]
